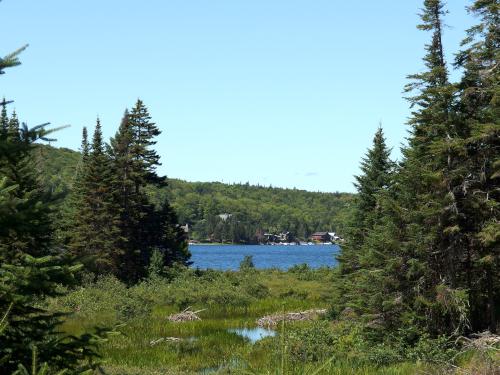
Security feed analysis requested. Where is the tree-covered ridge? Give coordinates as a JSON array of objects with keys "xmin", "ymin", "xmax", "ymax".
[
  {"xmin": 36, "ymin": 144, "xmax": 355, "ymax": 243},
  {"xmin": 161, "ymin": 179, "xmax": 354, "ymax": 242}
]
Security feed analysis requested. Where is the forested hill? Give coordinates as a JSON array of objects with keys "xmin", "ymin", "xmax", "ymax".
[{"xmin": 37, "ymin": 144, "xmax": 354, "ymax": 243}]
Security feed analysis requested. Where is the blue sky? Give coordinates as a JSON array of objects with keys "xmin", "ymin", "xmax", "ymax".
[{"xmin": 1, "ymin": 0, "xmax": 475, "ymax": 192}]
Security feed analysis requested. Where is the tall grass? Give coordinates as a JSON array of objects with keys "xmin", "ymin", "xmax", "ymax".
[{"xmin": 47, "ymin": 268, "xmax": 488, "ymax": 374}]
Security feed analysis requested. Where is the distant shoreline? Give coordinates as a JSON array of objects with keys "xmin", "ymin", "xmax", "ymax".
[{"xmin": 188, "ymin": 242, "xmax": 339, "ymax": 246}]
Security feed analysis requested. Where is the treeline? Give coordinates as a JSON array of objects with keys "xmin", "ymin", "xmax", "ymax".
[
  {"xmin": 151, "ymin": 180, "xmax": 353, "ymax": 243},
  {"xmin": 36, "ymin": 146, "xmax": 354, "ymax": 243},
  {"xmin": 336, "ymin": 0, "xmax": 499, "ymax": 340}
]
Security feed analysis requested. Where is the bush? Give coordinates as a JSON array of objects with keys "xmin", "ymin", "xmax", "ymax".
[
  {"xmin": 406, "ymin": 334, "xmax": 457, "ymax": 364},
  {"xmin": 282, "ymin": 321, "xmax": 337, "ymax": 363},
  {"xmin": 54, "ymin": 275, "xmax": 152, "ymax": 322}
]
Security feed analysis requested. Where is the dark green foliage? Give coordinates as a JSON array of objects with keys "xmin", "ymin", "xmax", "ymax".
[
  {"xmin": 69, "ymin": 120, "xmax": 121, "ymax": 275},
  {"xmin": 0, "ymin": 120, "xmax": 103, "ymax": 373},
  {"xmin": 154, "ymin": 179, "xmax": 355, "ymax": 243},
  {"xmin": 0, "ymin": 39, "xmax": 108, "ymax": 372},
  {"xmin": 107, "ymin": 101, "xmax": 190, "ymax": 282},
  {"xmin": 338, "ymin": 127, "xmax": 393, "ymax": 272},
  {"xmin": 336, "ymin": 127, "xmax": 395, "ymax": 322},
  {"xmin": 1, "ymin": 101, "xmax": 8, "ymax": 138},
  {"xmin": 59, "ymin": 101, "xmax": 189, "ymax": 283},
  {"xmin": 454, "ymin": 0, "xmax": 499, "ymax": 333},
  {"xmin": 336, "ymin": 0, "xmax": 499, "ymax": 342}
]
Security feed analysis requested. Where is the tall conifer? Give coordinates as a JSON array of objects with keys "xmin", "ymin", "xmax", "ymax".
[
  {"xmin": 108, "ymin": 101, "xmax": 189, "ymax": 283},
  {"xmin": 69, "ymin": 120, "xmax": 120, "ymax": 275},
  {"xmin": 336, "ymin": 127, "xmax": 395, "ymax": 324},
  {"xmin": 0, "ymin": 56, "xmax": 102, "ymax": 370},
  {"xmin": 455, "ymin": 0, "xmax": 499, "ymax": 333}
]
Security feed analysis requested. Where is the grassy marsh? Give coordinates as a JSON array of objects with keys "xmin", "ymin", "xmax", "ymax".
[{"xmin": 49, "ymin": 267, "xmax": 499, "ymax": 374}]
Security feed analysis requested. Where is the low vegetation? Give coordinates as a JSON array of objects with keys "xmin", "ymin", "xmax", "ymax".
[{"xmin": 47, "ymin": 267, "xmax": 499, "ymax": 374}]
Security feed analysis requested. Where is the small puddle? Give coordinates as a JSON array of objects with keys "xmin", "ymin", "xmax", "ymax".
[{"xmin": 227, "ymin": 327, "xmax": 275, "ymax": 343}]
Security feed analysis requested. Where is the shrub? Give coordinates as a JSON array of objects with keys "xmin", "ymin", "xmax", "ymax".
[{"xmin": 282, "ymin": 321, "xmax": 337, "ymax": 363}]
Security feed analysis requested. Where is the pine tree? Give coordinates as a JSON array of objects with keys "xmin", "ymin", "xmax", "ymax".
[
  {"xmin": 0, "ymin": 100, "xmax": 8, "ymax": 138},
  {"xmin": 7, "ymin": 110, "xmax": 20, "ymax": 141},
  {"xmin": 56, "ymin": 127, "xmax": 90, "ymax": 247},
  {"xmin": 109, "ymin": 102, "xmax": 190, "ymax": 283},
  {"xmin": 69, "ymin": 120, "xmax": 121, "ymax": 275},
  {"xmin": 108, "ymin": 110, "xmax": 144, "ymax": 281},
  {"xmin": 336, "ymin": 127, "xmax": 395, "ymax": 323},
  {"xmin": 455, "ymin": 0, "xmax": 499, "ymax": 333},
  {"xmin": 338, "ymin": 126, "xmax": 393, "ymax": 273},
  {"xmin": 337, "ymin": 0, "xmax": 474, "ymax": 336},
  {"xmin": 393, "ymin": 0, "xmax": 473, "ymax": 335},
  {"xmin": 0, "ymin": 121, "xmax": 103, "ymax": 373}
]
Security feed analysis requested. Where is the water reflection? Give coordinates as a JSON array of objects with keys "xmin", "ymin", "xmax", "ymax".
[{"xmin": 228, "ymin": 327, "xmax": 275, "ymax": 343}]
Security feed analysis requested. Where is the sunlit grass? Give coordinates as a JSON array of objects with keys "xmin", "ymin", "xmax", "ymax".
[{"xmin": 53, "ymin": 269, "xmax": 457, "ymax": 374}]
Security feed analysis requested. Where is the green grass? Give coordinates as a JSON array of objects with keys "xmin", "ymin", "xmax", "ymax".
[{"xmin": 49, "ymin": 268, "xmax": 493, "ymax": 374}]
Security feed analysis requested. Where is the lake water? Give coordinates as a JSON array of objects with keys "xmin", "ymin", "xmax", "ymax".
[{"xmin": 189, "ymin": 244, "xmax": 339, "ymax": 270}]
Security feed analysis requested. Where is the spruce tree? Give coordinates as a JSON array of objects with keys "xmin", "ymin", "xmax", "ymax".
[
  {"xmin": 69, "ymin": 120, "xmax": 120, "ymax": 275},
  {"xmin": 455, "ymin": 0, "xmax": 499, "ymax": 333},
  {"xmin": 0, "ymin": 119, "xmax": 102, "ymax": 373},
  {"xmin": 7, "ymin": 110, "xmax": 19, "ymax": 141},
  {"xmin": 393, "ymin": 0, "xmax": 473, "ymax": 335},
  {"xmin": 0, "ymin": 100, "xmax": 8, "ymax": 138},
  {"xmin": 338, "ymin": 126, "xmax": 393, "ymax": 273},
  {"xmin": 56, "ymin": 127, "xmax": 90, "ymax": 247},
  {"xmin": 337, "ymin": 0, "xmax": 475, "ymax": 336},
  {"xmin": 336, "ymin": 127, "xmax": 395, "ymax": 323},
  {"xmin": 109, "ymin": 101, "xmax": 190, "ymax": 283},
  {"xmin": 108, "ymin": 110, "xmax": 144, "ymax": 281}
]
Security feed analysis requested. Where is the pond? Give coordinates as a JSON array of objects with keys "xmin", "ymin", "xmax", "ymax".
[
  {"xmin": 227, "ymin": 327, "xmax": 276, "ymax": 343},
  {"xmin": 189, "ymin": 244, "xmax": 339, "ymax": 270}
]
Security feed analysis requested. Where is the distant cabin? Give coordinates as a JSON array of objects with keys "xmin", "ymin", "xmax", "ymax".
[{"xmin": 311, "ymin": 232, "xmax": 330, "ymax": 242}]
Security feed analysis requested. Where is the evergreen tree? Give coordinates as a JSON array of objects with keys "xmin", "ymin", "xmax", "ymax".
[
  {"xmin": 109, "ymin": 102, "xmax": 190, "ymax": 282},
  {"xmin": 0, "ymin": 100, "xmax": 8, "ymax": 138},
  {"xmin": 455, "ymin": 0, "xmax": 499, "ymax": 333},
  {"xmin": 0, "ymin": 119, "xmax": 102, "ymax": 373},
  {"xmin": 69, "ymin": 120, "xmax": 120, "ymax": 275},
  {"xmin": 7, "ymin": 110, "xmax": 19, "ymax": 141},
  {"xmin": 56, "ymin": 127, "xmax": 90, "ymax": 247},
  {"xmin": 108, "ymin": 110, "xmax": 145, "ymax": 281},
  {"xmin": 336, "ymin": 0, "xmax": 476, "ymax": 336},
  {"xmin": 0, "ymin": 44, "xmax": 28, "ymax": 74},
  {"xmin": 393, "ymin": 0, "xmax": 472, "ymax": 335},
  {"xmin": 336, "ymin": 127, "xmax": 394, "ymax": 321},
  {"xmin": 337, "ymin": 127, "xmax": 393, "ymax": 271}
]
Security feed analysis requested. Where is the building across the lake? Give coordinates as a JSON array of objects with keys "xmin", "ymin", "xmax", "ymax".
[
  {"xmin": 311, "ymin": 232, "xmax": 331, "ymax": 242},
  {"xmin": 263, "ymin": 231, "xmax": 292, "ymax": 243},
  {"xmin": 218, "ymin": 213, "xmax": 232, "ymax": 221}
]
